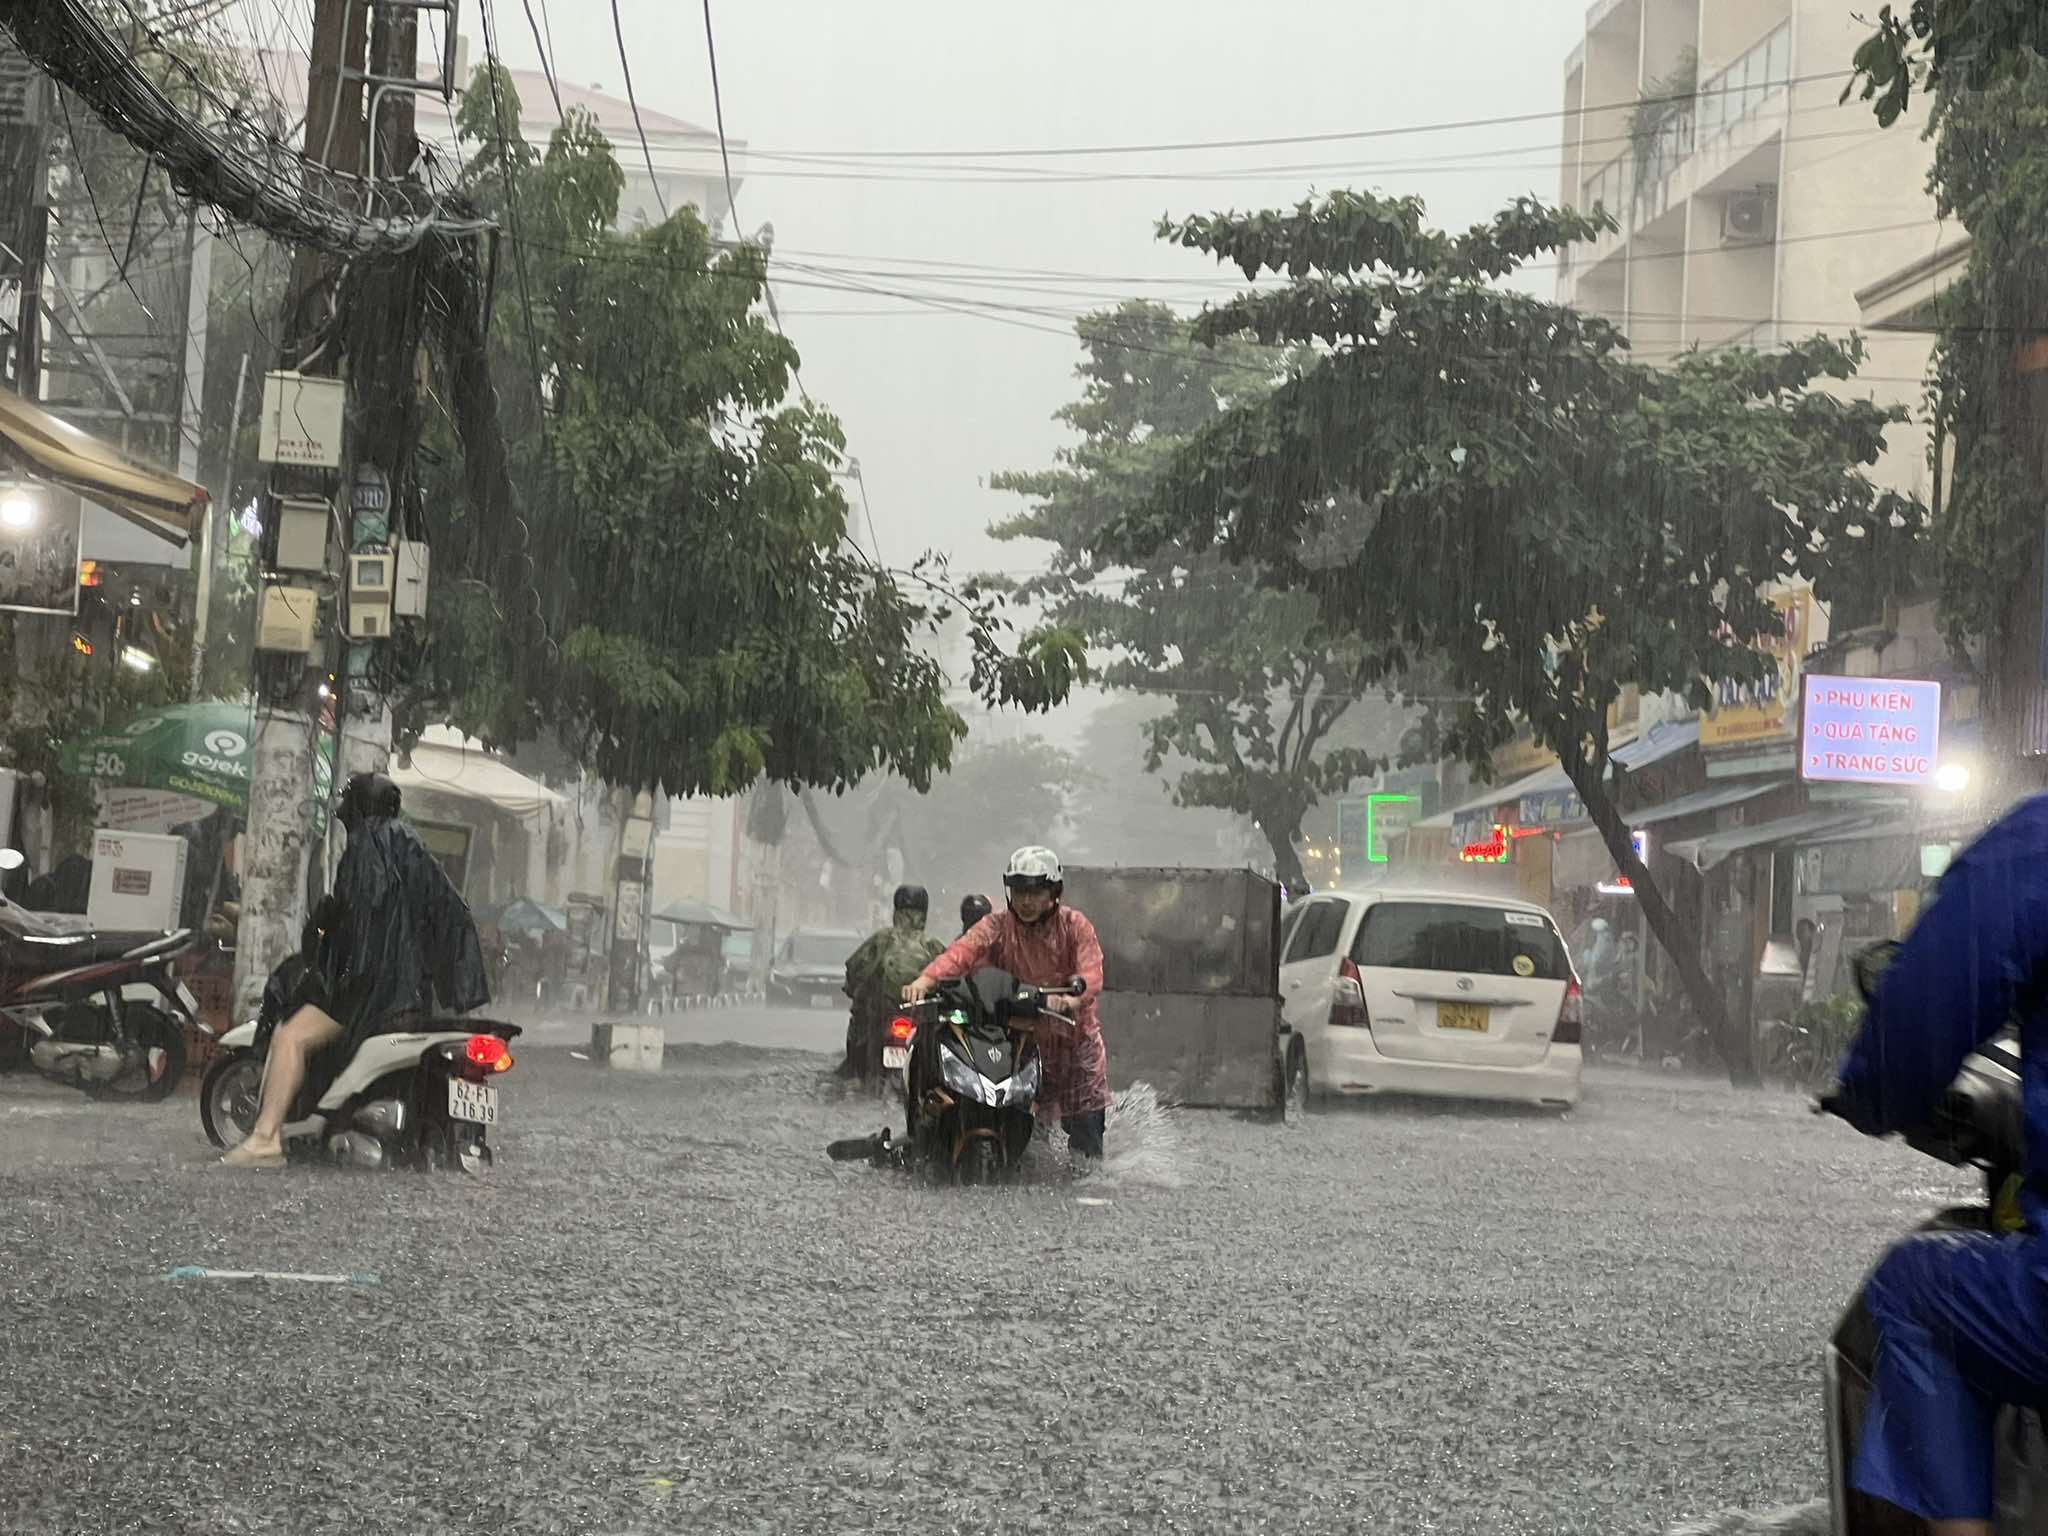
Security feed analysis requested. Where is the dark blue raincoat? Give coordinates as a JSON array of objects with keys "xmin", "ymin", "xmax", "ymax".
[{"xmin": 1833, "ymin": 794, "xmax": 2048, "ymax": 1521}]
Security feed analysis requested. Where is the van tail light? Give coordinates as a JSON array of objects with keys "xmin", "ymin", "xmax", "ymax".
[
  {"xmin": 887, "ymin": 1015, "xmax": 916, "ymax": 1046},
  {"xmin": 1329, "ymin": 958, "xmax": 1370, "ymax": 1029},
  {"xmin": 466, "ymin": 1034, "xmax": 514, "ymax": 1073},
  {"xmin": 1553, "ymin": 981, "xmax": 1584, "ymax": 1046}
]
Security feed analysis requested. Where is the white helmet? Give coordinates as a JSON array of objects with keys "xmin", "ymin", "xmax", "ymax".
[{"xmin": 1004, "ymin": 845, "xmax": 1063, "ymax": 890}]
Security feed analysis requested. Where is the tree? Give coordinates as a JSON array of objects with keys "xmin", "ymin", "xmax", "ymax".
[
  {"xmin": 394, "ymin": 68, "xmax": 1080, "ymax": 797},
  {"xmin": 1101, "ymin": 191, "xmax": 1925, "ymax": 1083},
  {"xmin": 1847, "ymin": 0, "xmax": 2048, "ymax": 125},
  {"xmin": 1067, "ymin": 691, "xmax": 1262, "ymax": 869},
  {"xmin": 991, "ymin": 301, "xmax": 1406, "ymax": 887}
]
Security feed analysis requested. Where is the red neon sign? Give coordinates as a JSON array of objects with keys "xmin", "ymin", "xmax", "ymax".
[{"xmin": 1459, "ymin": 823, "xmax": 1545, "ymax": 864}]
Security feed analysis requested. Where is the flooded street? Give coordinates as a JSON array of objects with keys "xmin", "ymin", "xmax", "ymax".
[{"xmin": 0, "ymin": 1006, "xmax": 1970, "ymax": 1534}]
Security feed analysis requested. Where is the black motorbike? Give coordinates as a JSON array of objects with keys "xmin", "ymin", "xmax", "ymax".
[
  {"xmin": 0, "ymin": 905, "xmax": 201, "ymax": 1101},
  {"xmin": 1821, "ymin": 941, "xmax": 2048, "ymax": 1533},
  {"xmin": 828, "ymin": 966, "xmax": 1083, "ymax": 1184}
]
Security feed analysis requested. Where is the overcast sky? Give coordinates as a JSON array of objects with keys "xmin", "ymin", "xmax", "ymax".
[{"xmin": 424, "ymin": 2, "xmax": 1580, "ymax": 754}]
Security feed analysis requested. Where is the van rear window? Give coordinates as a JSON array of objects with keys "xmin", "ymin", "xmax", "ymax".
[{"xmin": 1352, "ymin": 902, "xmax": 1569, "ymax": 981}]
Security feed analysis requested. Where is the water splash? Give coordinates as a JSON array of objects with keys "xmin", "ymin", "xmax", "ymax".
[{"xmin": 1095, "ymin": 1081, "xmax": 1186, "ymax": 1189}]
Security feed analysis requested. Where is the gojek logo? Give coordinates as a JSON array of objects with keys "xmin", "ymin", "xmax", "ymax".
[{"xmin": 203, "ymin": 729, "xmax": 247, "ymax": 758}]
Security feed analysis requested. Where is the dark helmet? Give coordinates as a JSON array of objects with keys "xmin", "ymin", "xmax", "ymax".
[
  {"xmin": 892, "ymin": 883, "xmax": 929, "ymax": 916},
  {"xmin": 960, "ymin": 893, "xmax": 993, "ymax": 931},
  {"xmin": 338, "ymin": 771, "xmax": 401, "ymax": 830}
]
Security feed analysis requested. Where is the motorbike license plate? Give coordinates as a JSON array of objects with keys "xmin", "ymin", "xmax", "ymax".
[
  {"xmin": 1437, "ymin": 1002, "xmax": 1490, "ymax": 1033},
  {"xmin": 448, "ymin": 1079, "xmax": 498, "ymax": 1125},
  {"xmin": 882, "ymin": 1046, "xmax": 909, "ymax": 1070}
]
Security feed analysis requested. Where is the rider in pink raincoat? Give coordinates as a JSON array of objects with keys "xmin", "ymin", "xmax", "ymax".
[{"xmin": 905, "ymin": 846, "xmax": 1109, "ymax": 1158}]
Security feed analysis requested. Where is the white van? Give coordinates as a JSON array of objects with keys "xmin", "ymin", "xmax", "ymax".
[{"xmin": 1276, "ymin": 886, "xmax": 1583, "ymax": 1112}]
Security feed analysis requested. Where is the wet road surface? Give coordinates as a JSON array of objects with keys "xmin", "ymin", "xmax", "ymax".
[{"xmin": 0, "ymin": 1005, "xmax": 1968, "ymax": 1534}]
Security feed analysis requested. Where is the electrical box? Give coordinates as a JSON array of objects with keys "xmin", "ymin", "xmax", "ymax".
[
  {"xmin": 257, "ymin": 585, "xmax": 319, "ymax": 653},
  {"xmin": 346, "ymin": 551, "xmax": 394, "ymax": 640},
  {"xmin": 275, "ymin": 497, "xmax": 330, "ymax": 572},
  {"xmin": 87, "ymin": 829, "xmax": 187, "ymax": 932},
  {"xmin": 393, "ymin": 539, "xmax": 430, "ymax": 618}
]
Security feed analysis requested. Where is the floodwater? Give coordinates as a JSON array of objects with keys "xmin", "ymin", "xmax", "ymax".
[{"xmin": 0, "ymin": 1004, "xmax": 1969, "ymax": 1534}]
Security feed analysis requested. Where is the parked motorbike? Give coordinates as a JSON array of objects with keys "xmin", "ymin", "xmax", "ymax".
[
  {"xmin": 1820, "ymin": 941, "xmax": 2048, "ymax": 1533},
  {"xmin": 828, "ymin": 966, "xmax": 1083, "ymax": 1184},
  {"xmin": 200, "ymin": 1014, "xmax": 522, "ymax": 1172},
  {"xmin": 0, "ymin": 900, "xmax": 202, "ymax": 1101}
]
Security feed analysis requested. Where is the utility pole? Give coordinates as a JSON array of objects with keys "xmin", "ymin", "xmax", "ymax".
[{"xmin": 229, "ymin": 0, "xmax": 367, "ymax": 1020}]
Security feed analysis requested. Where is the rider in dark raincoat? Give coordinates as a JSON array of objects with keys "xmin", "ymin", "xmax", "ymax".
[
  {"xmin": 1828, "ymin": 795, "xmax": 2048, "ymax": 1530},
  {"xmin": 840, "ymin": 884, "xmax": 943, "ymax": 1083},
  {"xmin": 223, "ymin": 772, "xmax": 489, "ymax": 1167}
]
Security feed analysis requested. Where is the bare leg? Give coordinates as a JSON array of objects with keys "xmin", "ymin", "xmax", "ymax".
[
  {"xmin": 221, "ymin": 1005, "xmax": 343, "ymax": 1166},
  {"xmin": 1931, "ymin": 1523, "xmax": 1993, "ymax": 1536}
]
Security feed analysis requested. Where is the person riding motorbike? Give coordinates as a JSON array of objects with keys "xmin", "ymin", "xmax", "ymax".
[
  {"xmin": 959, "ymin": 893, "xmax": 993, "ymax": 936},
  {"xmin": 221, "ymin": 772, "xmax": 490, "ymax": 1169},
  {"xmin": 904, "ymin": 846, "xmax": 1109, "ymax": 1159},
  {"xmin": 840, "ymin": 884, "xmax": 943, "ymax": 1084},
  {"xmin": 1821, "ymin": 795, "xmax": 2048, "ymax": 1535}
]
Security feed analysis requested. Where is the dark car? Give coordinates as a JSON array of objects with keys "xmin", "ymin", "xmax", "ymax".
[{"xmin": 769, "ymin": 928, "xmax": 860, "ymax": 1007}]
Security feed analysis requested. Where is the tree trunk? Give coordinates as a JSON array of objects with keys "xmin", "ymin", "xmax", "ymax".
[
  {"xmin": 1265, "ymin": 819, "xmax": 1307, "ymax": 891},
  {"xmin": 1558, "ymin": 750, "xmax": 1760, "ymax": 1087}
]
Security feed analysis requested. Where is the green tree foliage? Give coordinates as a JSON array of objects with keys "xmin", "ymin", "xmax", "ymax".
[
  {"xmin": 991, "ymin": 301, "xmax": 1404, "ymax": 887},
  {"xmin": 1887, "ymin": 61, "xmax": 2048, "ymax": 745},
  {"xmin": 1848, "ymin": 0, "xmax": 2048, "ymax": 125},
  {"xmin": 399, "ymin": 67, "xmax": 1080, "ymax": 795},
  {"xmin": 1102, "ymin": 191, "xmax": 1925, "ymax": 1082}
]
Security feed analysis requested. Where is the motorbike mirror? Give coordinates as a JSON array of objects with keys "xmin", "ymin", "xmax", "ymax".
[
  {"xmin": 1067, "ymin": 975, "xmax": 1088, "ymax": 995},
  {"xmin": 0, "ymin": 847, "xmax": 23, "ymax": 872},
  {"xmin": 1851, "ymin": 940, "xmax": 1902, "ymax": 1005}
]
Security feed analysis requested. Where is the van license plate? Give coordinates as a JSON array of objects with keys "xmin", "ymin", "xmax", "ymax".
[
  {"xmin": 1437, "ymin": 1003, "xmax": 1489, "ymax": 1033},
  {"xmin": 448, "ymin": 1079, "xmax": 498, "ymax": 1124}
]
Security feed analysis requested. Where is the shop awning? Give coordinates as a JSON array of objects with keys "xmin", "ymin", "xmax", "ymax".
[
  {"xmin": 1626, "ymin": 779, "xmax": 1780, "ymax": 828},
  {"xmin": 0, "ymin": 390, "xmax": 206, "ymax": 545},
  {"xmin": 1420, "ymin": 720, "xmax": 1703, "ymax": 830},
  {"xmin": 1665, "ymin": 809, "xmax": 1881, "ymax": 872},
  {"xmin": 653, "ymin": 899, "xmax": 749, "ymax": 930},
  {"xmin": 392, "ymin": 726, "xmax": 565, "ymax": 821}
]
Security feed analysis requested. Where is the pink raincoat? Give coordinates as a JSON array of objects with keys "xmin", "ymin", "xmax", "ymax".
[{"xmin": 918, "ymin": 905, "xmax": 1109, "ymax": 1120}]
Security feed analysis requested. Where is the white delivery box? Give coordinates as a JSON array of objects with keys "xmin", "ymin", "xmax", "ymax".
[{"xmin": 86, "ymin": 829, "xmax": 188, "ymax": 932}]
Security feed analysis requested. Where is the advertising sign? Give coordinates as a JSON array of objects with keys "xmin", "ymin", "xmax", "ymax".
[
  {"xmin": 1799, "ymin": 675, "xmax": 1943, "ymax": 787},
  {"xmin": 1518, "ymin": 787, "xmax": 1586, "ymax": 829},
  {"xmin": 1703, "ymin": 589, "xmax": 1812, "ymax": 749}
]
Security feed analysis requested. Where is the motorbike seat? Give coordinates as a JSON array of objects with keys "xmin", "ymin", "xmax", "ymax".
[{"xmin": 0, "ymin": 925, "xmax": 191, "ymax": 969}]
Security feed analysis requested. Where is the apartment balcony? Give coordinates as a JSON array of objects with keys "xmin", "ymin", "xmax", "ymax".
[{"xmin": 1570, "ymin": 21, "xmax": 1792, "ymax": 283}]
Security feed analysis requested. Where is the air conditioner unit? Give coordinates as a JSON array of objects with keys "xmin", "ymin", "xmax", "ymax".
[{"xmin": 1722, "ymin": 189, "xmax": 1777, "ymax": 244}]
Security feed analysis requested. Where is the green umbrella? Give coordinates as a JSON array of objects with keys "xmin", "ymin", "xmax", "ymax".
[{"xmin": 60, "ymin": 702, "xmax": 335, "ymax": 815}]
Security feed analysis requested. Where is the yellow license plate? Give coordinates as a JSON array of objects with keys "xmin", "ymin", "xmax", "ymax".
[{"xmin": 1437, "ymin": 1002, "xmax": 1489, "ymax": 1033}]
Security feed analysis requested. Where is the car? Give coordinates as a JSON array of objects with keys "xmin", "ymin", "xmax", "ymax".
[
  {"xmin": 768, "ymin": 928, "xmax": 861, "ymax": 1007},
  {"xmin": 1275, "ymin": 885, "xmax": 1583, "ymax": 1114}
]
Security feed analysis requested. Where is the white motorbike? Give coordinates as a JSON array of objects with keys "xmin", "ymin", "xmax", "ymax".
[{"xmin": 201, "ymin": 1016, "xmax": 521, "ymax": 1172}]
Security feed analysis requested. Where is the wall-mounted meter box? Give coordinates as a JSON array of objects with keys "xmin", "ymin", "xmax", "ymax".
[
  {"xmin": 345, "ymin": 550, "xmax": 395, "ymax": 640},
  {"xmin": 275, "ymin": 496, "xmax": 330, "ymax": 572},
  {"xmin": 393, "ymin": 539, "xmax": 430, "ymax": 618},
  {"xmin": 257, "ymin": 585, "xmax": 319, "ymax": 652}
]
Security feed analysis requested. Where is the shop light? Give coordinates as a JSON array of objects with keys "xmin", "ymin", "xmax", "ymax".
[
  {"xmin": 0, "ymin": 494, "xmax": 34, "ymax": 530},
  {"xmin": 1935, "ymin": 762, "xmax": 1970, "ymax": 794},
  {"xmin": 1597, "ymin": 878, "xmax": 1636, "ymax": 897},
  {"xmin": 120, "ymin": 646, "xmax": 157, "ymax": 673}
]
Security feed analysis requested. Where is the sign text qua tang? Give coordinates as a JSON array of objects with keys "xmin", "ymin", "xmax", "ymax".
[{"xmin": 1800, "ymin": 675, "xmax": 1943, "ymax": 787}]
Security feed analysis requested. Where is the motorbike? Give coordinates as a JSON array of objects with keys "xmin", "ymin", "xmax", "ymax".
[
  {"xmin": 828, "ymin": 966, "xmax": 1084, "ymax": 1184},
  {"xmin": 0, "ymin": 900, "xmax": 202, "ymax": 1101},
  {"xmin": 200, "ymin": 1012, "xmax": 522, "ymax": 1173},
  {"xmin": 1821, "ymin": 940, "xmax": 2048, "ymax": 1533}
]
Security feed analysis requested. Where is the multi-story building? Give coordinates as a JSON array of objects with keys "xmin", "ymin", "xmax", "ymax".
[{"xmin": 1557, "ymin": 0, "xmax": 1942, "ymax": 505}]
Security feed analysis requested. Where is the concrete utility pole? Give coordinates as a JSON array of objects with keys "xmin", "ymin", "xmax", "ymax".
[{"xmin": 230, "ymin": 0, "xmax": 363, "ymax": 1020}]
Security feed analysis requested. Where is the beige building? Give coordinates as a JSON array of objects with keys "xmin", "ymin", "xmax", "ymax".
[{"xmin": 1557, "ymin": 0, "xmax": 1949, "ymax": 509}]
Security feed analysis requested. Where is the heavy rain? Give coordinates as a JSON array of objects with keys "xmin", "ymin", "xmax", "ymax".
[{"xmin": 2, "ymin": 2, "xmax": 2046, "ymax": 1533}]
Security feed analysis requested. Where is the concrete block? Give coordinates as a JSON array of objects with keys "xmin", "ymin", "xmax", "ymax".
[{"xmin": 591, "ymin": 1020, "xmax": 665, "ymax": 1072}]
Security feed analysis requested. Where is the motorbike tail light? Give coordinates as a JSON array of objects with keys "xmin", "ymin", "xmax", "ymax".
[
  {"xmin": 1329, "ymin": 957, "xmax": 1370, "ymax": 1029},
  {"xmin": 887, "ymin": 1015, "xmax": 916, "ymax": 1046},
  {"xmin": 466, "ymin": 1034, "xmax": 512, "ymax": 1072},
  {"xmin": 1553, "ymin": 981, "xmax": 1584, "ymax": 1046}
]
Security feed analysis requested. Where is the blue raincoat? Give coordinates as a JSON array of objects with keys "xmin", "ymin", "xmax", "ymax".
[{"xmin": 1833, "ymin": 794, "xmax": 2048, "ymax": 1521}]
